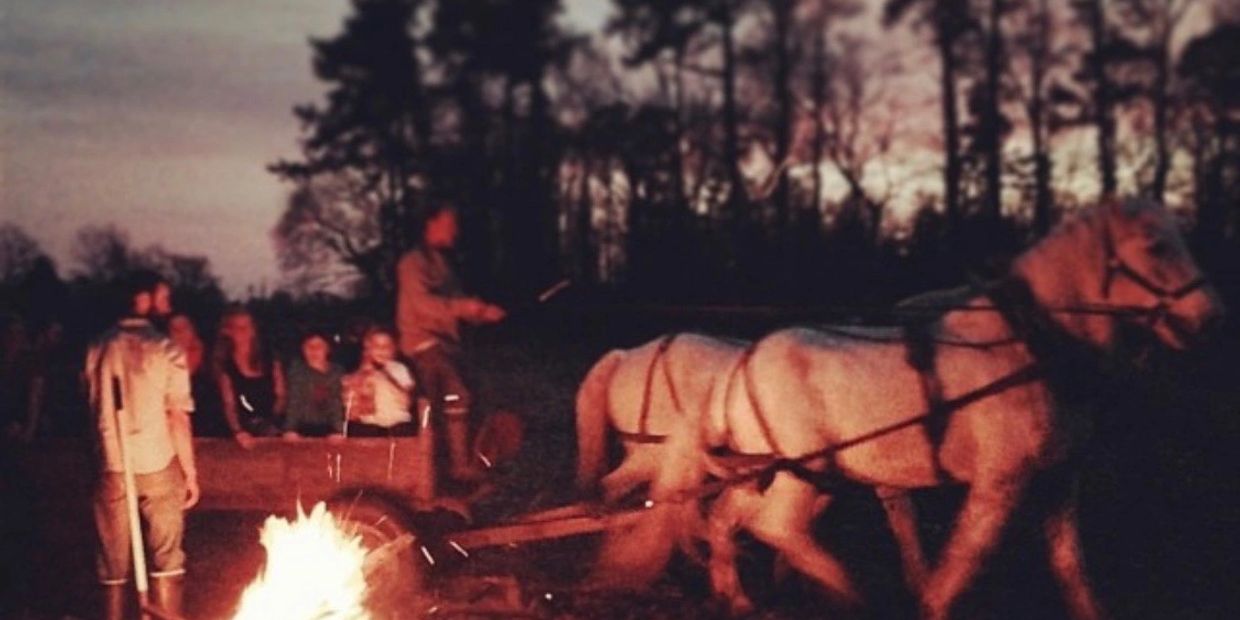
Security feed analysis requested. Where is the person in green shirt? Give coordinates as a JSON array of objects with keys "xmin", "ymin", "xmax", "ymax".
[{"xmin": 282, "ymin": 329, "xmax": 345, "ymax": 442}]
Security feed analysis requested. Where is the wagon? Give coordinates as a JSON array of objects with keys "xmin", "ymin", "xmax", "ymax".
[{"xmin": 10, "ymin": 435, "xmax": 651, "ymax": 618}]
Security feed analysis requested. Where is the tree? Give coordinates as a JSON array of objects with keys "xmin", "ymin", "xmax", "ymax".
[
  {"xmin": 1071, "ymin": 0, "xmax": 1122, "ymax": 196},
  {"xmin": 270, "ymin": 0, "xmax": 431, "ymax": 296},
  {"xmin": 271, "ymin": 172, "xmax": 383, "ymax": 295},
  {"xmin": 1113, "ymin": 0, "xmax": 1193, "ymax": 201},
  {"xmin": 72, "ymin": 225, "xmax": 133, "ymax": 283},
  {"xmin": 885, "ymin": 0, "xmax": 977, "ymax": 227},
  {"xmin": 70, "ymin": 224, "xmax": 223, "ymax": 307},
  {"xmin": 979, "ymin": 0, "xmax": 1008, "ymax": 223},
  {"xmin": 427, "ymin": 0, "xmax": 574, "ymax": 292},
  {"xmin": 1006, "ymin": 0, "xmax": 1066, "ymax": 234},
  {"xmin": 609, "ymin": 0, "xmax": 749, "ymax": 224},
  {"xmin": 0, "ymin": 224, "xmax": 45, "ymax": 285},
  {"xmin": 818, "ymin": 32, "xmax": 898, "ymax": 246},
  {"xmin": 1178, "ymin": 20, "xmax": 1240, "ymax": 253}
]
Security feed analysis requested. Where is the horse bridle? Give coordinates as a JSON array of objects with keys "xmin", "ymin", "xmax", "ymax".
[{"xmin": 1099, "ymin": 218, "xmax": 1208, "ymax": 322}]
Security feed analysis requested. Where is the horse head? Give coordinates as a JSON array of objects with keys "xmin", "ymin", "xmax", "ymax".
[{"xmin": 1018, "ymin": 196, "xmax": 1225, "ymax": 350}]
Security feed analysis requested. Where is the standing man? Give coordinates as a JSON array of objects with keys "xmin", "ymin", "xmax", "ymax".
[
  {"xmin": 85, "ymin": 271, "xmax": 198, "ymax": 619},
  {"xmin": 396, "ymin": 201, "xmax": 504, "ymax": 483}
]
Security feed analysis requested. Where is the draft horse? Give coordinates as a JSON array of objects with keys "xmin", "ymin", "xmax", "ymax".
[
  {"xmin": 703, "ymin": 197, "xmax": 1224, "ymax": 619},
  {"xmin": 575, "ymin": 333, "xmax": 750, "ymax": 585}
]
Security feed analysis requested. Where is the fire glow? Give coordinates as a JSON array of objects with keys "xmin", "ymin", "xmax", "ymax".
[{"xmin": 232, "ymin": 502, "xmax": 371, "ymax": 620}]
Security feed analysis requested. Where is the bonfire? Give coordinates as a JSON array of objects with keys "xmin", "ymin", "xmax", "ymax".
[{"xmin": 232, "ymin": 502, "xmax": 371, "ymax": 620}]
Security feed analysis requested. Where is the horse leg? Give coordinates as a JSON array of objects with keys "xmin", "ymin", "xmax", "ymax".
[
  {"xmin": 599, "ymin": 451, "xmax": 656, "ymax": 503},
  {"xmin": 707, "ymin": 484, "xmax": 762, "ymax": 615},
  {"xmin": 877, "ymin": 486, "xmax": 928, "ymax": 592},
  {"xmin": 1043, "ymin": 479, "xmax": 1105, "ymax": 620},
  {"xmin": 744, "ymin": 473, "xmax": 861, "ymax": 609},
  {"xmin": 772, "ymin": 493, "xmax": 829, "ymax": 585},
  {"xmin": 920, "ymin": 476, "xmax": 1025, "ymax": 620}
]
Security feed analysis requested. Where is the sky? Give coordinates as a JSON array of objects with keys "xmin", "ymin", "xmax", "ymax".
[
  {"xmin": 0, "ymin": 0, "xmax": 610, "ymax": 295},
  {"xmin": 0, "ymin": 1, "xmax": 1219, "ymax": 294}
]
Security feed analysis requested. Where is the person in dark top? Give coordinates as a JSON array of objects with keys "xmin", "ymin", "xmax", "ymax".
[
  {"xmin": 168, "ymin": 314, "xmax": 225, "ymax": 437},
  {"xmin": 282, "ymin": 329, "xmax": 345, "ymax": 441},
  {"xmin": 213, "ymin": 305, "xmax": 285, "ymax": 449}
]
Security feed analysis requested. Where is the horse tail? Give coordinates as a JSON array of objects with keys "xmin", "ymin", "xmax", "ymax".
[{"xmin": 576, "ymin": 349, "xmax": 625, "ymax": 493}]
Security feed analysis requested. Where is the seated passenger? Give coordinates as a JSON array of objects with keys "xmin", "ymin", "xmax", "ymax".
[
  {"xmin": 168, "ymin": 313, "xmax": 225, "ymax": 437},
  {"xmin": 342, "ymin": 326, "xmax": 416, "ymax": 437},
  {"xmin": 283, "ymin": 329, "xmax": 345, "ymax": 441},
  {"xmin": 214, "ymin": 305, "xmax": 286, "ymax": 448}
]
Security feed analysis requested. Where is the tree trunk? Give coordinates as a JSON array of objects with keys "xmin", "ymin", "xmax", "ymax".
[
  {"xmin": 770, "ymin": 0, "xmax": 794, "ymax": 232},
  {"xmin": 982, "ymin": 0, "xmax": 1005, "ymax": 223},
  {"xmin": 1084, "ymin": 0, "xmax": 1117, "ymax": 196},
  {"xmin": 718, "ymin": 0, "xmax": 746, "ymax": 225},
  {"xmin": 576, "ymin": 156, "xmax": 596, "ymax": 285},
  {"xmin": 671, "ymin": 48, "xmax": 689, "ymax": 236},
  {"xmin": 935, "ymin": 4, "xmax": 963, "ymax": 226},
  {"xmin": 811, "ymin": 27, "xmax": 828, "ymax": 222},
  {"xmin": 1150, "ymin": 23, "xmax": 1172, "ymax": 201},
  {"xmin": 1030, "ymin": 0, "xmax": 1052, "ymax": 235}
]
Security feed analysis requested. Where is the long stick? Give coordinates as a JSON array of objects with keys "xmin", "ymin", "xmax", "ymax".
[{"xmin": 111, "ymin": 373, "xmax": 150, "ymax": 616}]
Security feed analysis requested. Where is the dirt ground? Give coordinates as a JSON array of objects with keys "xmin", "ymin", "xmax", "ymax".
[{"xmin": 3, "ymin": 310, "xmax": 1240, "ymax": 619}]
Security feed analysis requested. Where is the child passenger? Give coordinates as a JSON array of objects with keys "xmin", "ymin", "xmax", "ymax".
[
  {"xmin": 283, "ymin": 329, "xmax": 346, "ymax": 442},
  {"xmin": 342, "ymin": 326, "xmax": 417, "ymax": 437}
]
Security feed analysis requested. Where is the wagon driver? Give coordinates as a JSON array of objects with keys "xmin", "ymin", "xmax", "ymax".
[{"xmin": 396, "ymin": 200, "xmax": 505, "ymax": 483}]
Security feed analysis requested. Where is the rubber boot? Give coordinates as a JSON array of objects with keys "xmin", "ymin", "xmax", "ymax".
[
  {"xmin": 100, "ymin": 583, "xmax": 127, "ymax": 620},
  {"xmin": 445, "ymin": 416, "xmax": 486, "ymax": 483},
  {"xmin": 150, "ymin": 575, "xmax": 184, "ymax": 619}
]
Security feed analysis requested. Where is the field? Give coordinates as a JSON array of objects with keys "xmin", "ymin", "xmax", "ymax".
[{"xmin": 3, "ymin": 308, "xmax": 1240, "ymax": 619}]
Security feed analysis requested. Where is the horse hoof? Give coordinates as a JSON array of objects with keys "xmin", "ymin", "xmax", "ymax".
[
  {"xmin": 919, "ymin": 598, "xmax": 948, "ymax": 620},
  {"xmin": 728, "ymin": 595, "xmax": 755, "ymax": 616}
]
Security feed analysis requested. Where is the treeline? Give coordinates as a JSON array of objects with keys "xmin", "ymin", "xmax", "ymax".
[
  {"xmin": 269, "ymin": 0, "xmax": 1240, "ymax": 304},
  {"xmin": 0, "ymin": 223, "xmax": 226, "ymax": 341}
]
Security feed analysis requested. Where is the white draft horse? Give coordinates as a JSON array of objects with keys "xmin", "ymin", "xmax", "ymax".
[
  {"xmin": 575, "ymin": 333, "xmax": 750, "ymax": 585},
  {"xmin": 703, "ymin": 197, "xmax": 1224, "ymax": 619},
  {"xmin": 574, "ymin": 338, "xmax": 932, "ymax": 591}
]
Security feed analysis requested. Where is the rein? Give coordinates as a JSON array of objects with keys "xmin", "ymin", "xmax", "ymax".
[{"xmin": 682, "ymin": 363, "xmax": 1045, "ymax": 502}]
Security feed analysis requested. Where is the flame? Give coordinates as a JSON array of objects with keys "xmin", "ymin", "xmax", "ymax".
[{"xmin": 232, "ymin": 502, "xmax": 371, "ymax": 620}]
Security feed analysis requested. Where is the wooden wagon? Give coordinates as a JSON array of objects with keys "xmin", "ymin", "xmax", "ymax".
[{"xmin": 9, "ymin": 435, "xmax": 646, "ymax": 617}]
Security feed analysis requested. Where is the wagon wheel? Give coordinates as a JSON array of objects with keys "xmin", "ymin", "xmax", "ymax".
[{"xmin": 326, "ymin": 487, "xmax": 428, "ymax": 616}]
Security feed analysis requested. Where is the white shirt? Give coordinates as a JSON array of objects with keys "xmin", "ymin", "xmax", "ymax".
[
  {"xmin": 350, "ymin": 361, "xmax": 414, "ymax": 428},
  {"xmin": 86, "ymin": 318, "xmax": 194, "ymax": 474}
]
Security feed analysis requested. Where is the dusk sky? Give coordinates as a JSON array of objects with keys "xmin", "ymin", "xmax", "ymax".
[
  {"xmin": 1, "ymin": 1, "xmax": 1218, "ymax": 294},
  {"xmin": 1, "ymin": 0, "xmax": 610, "ymax": 294}
]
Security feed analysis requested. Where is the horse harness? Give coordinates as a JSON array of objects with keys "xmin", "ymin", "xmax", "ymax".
[
  {"xmin": 708, "ymin": 278, "xmax": 1055, "ymax": 492},
  {"xmin": 614, "ymin": 334, "xmax": 684, "ymax": 445},
  {"xmin": 1100, "ymin": 215, "xmax": 1208, "ymax": 309}
]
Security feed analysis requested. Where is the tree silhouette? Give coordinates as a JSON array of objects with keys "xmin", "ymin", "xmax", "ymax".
[
  {"xmin": 272, "ymin": 172, "xmax": 383, "ymax": 295},
  {"xmin": 1178, "ymin": 20, "xmax": 1240, "ymax": 254},
  {"xmin": 71, "ymin": 225, "xmax": 132, "ymax": 284},
  {"xmin": 884, "ymin": 0, "xmax": 976, "ymax": 227},
  {"xmin": 270, "ymin": 0, "xmax": 430, "ymax": 296},
  {"xmin": 0, "ymin": 224, "xmax": 46, "ymax": 285}
]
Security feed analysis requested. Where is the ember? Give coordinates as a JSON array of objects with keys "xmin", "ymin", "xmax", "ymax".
[{"xmin": 232, "ymin": 502, "xmax": 370, "ymax": 620}]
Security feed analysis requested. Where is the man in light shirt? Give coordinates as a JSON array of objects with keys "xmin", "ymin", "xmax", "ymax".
[{"xmin": 85, "ymin": 271, "xmax": 198, "ymax": 619}]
